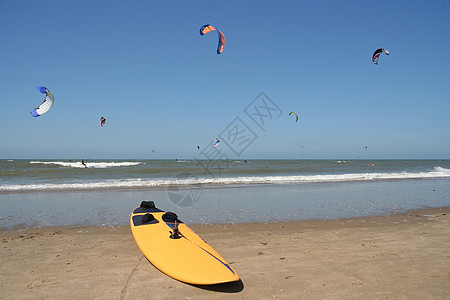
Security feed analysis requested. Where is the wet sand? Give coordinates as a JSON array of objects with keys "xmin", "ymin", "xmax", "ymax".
[{"xmin": 1, "ymin": 207, "xmax": 449, "ymax": 299}]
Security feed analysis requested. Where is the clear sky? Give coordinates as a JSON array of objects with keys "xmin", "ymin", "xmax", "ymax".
[{"xmin": 1, "ymin": 0, "xmax": 449, "ymax": 159}]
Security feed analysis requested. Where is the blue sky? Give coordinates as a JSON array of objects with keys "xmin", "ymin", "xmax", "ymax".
[{"xmin": 0, "ymin": 0, "xmax": 449, "ymax": 159}]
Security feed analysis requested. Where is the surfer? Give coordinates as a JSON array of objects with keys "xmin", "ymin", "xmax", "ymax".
[{"xmin": 81, "ymin": 160, "xmax": 88, "ymax": 168}]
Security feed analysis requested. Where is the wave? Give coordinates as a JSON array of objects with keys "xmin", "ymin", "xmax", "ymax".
[
  {"xmin": 29, "ymin": 161, "xmax": 142, "ymax": 169},
  {"xmin": 335, "ymin": 160, "xmax": 352, "ymax": 163},
  {"xmin": 1, "ymin": 167, "xmax": 449, "ymax": 192},
  {"xmin": 434, "ymin": 166, "xmax": 450, "ymax": 174}
]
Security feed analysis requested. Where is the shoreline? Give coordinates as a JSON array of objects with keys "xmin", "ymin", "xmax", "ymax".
[
  {"xmin": 1, "ymin": 206, "xmax": 449, "ymax": 298},
  {"xmin": 1, "ymin": 206, "xmax": 448, "ymax": 233},
  {"xmin": 1, "ymin": 205, "xmax": 449, "ymax": 232},
  {"xmin": 1, "ymin": 177, "xmax": 449, "ymax": 229}
]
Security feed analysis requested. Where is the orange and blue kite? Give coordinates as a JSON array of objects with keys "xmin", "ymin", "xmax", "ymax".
[{"xmin": 200, "ymin": 24, "xmax": 226, "ymax": 55}]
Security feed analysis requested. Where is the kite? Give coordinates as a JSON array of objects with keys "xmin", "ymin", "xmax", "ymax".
[
  {"xmin": 372, "ymin": 48, "xmax": 389, "ymax": 65},
  {"xmin": 200, "ymin": 24, "xmax": 226, "ymax": 55},
  {"xmin": 30, "ymin": 86, "xmax": 54, "ymax": 117},
  {"xmin": 197, "ymin": 146, "xmax": 200, "ymax": 150},
  {"xmin": 100, "ymin": 117, "xmax": 106, "ymax": 127},
  {"xmin": 213, "ymin": 138, "xmax": 220, "ymax": 147},
  {"xmin": 289, "ymin": 112, "xmax": 299, "ymax": 122},
  {"xmin": 363, "ymin": 146, "xmax": 368, "ymax": 151}
]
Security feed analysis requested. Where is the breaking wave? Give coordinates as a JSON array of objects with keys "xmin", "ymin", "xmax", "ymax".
[
  {"xmin": 30, "ymin": 161, "xmax": 142, "ymax": 169},
  {"xmin": 2, "ymin": 167, "xmax": 449, "ymax": 192}
]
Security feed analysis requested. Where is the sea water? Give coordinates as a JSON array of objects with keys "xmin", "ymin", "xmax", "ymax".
[{"xmin": 0, "ymin": 159, "xmax": 449, "ymax": 228}]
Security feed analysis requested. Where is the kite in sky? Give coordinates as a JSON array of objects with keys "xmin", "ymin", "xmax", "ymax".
[
  {"xmin": 100, "ymin": 117, "xmax": 106, "ymax": 127},
  {"xmin": 30, "ymin": 86, "xmax": 54, "ymax": 117},
  {"xmin": 213, "ymin": 138, "xmax": 220, "ymax": 147},
  {"xmin": 289, "ymin": 112, "xmax": 299, "ymax": 122},
  {"xmin": 200, "ymin": 24, "xmax": 226, "ymax": 55},
  {"xmin": 372, "ymin": 48, "xmax": 389, "ymax": 65}
]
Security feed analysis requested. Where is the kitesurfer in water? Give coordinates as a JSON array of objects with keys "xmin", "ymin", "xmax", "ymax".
[{"xmin": 81, "ymin": 160, "xmax": 88, "ymax": 168}]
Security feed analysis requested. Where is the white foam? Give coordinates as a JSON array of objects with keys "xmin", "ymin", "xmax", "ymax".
[
  {"xmin": 29, "ymin": 161, "xmax": 142, "ymax": 169},
  {"xmin": 1, "ymin": 168, "xmax": 449, "ymax": 192},
  {"xmin": 434, "ymin": 166, "xmax": 450, "ymax": 174}
]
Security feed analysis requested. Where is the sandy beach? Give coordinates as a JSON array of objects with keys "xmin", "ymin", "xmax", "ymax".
[{"xmin": 1, "ymin": 207, "xmax": 449, "ymax": 299}]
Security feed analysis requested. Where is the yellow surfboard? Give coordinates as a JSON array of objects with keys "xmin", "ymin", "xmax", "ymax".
[{"xmin": 130, "ymin": 201, "xmax": 240, "ymax": 285}]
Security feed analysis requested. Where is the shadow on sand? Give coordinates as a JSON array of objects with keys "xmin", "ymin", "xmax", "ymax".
[
  {"xmin": 190, "ymin": 279, "xmax": 244, "ymax": 293},
  {"xmin": 142, "ymin": 257, "xmax": 244, "ymax": 293}
]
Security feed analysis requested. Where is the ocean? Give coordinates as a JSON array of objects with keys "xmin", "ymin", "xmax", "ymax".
[{"xmin": 1, "ymin": 159, "xmax": 449, "ymax": 228}]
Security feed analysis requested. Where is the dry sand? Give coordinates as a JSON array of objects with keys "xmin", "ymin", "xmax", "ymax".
[{"xmin": 1, "ymin": 207, "xmax": 449, "ymax": 299}]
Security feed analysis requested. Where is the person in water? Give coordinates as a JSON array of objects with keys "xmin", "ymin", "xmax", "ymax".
[{"xmin": 81, "ymin": 160, "xmax": 88, "ymax": 168}]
